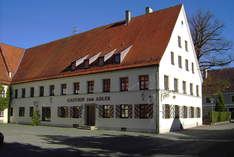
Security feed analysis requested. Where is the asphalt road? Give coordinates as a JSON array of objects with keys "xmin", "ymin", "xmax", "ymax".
[{"xmin": 0, "ymin": 123, "xmax": 234, "ymax": 157}]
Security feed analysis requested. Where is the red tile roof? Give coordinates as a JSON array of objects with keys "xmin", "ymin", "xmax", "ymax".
[
  {"xmin": 9, "ymin": 5, "xmax": 182, "ymax": 84},
  {"xmin": 0, "ymin": 43, "xmax": 25, "ymax": 84}
]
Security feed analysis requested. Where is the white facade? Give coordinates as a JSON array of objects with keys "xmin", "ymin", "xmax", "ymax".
[{"xmin": 0, "ymin": 84, "xmax": 9, "ymax": 123}]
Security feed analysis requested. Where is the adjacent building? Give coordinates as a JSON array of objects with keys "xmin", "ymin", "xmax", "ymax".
[
  {"xmin": 1, "ymin": 5, "xmax": 203, "ymax": 133},
  {"xmin": 203, "ymin": 68, "xmax": 234, "ymax": 120}
]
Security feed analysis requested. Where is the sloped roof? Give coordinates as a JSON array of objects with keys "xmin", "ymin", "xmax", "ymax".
[
  {"xmin": 207, "ymin": 68, "xmax": 234, "ymax": 93},
  {"xmin": 0, "ymin": 43, "xmax": 25, "ymax": 84},
  {"xmin": 12, "ymin": 5, "xmax": 182, "ymax": 84}
]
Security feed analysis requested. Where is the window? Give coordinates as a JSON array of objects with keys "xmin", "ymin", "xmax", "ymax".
[
  {"xmin": 84, "ymin": 59, "xmax": 89, "ymax": 68},
  {"xmin": 10, "ymin": 107, "xmax": 13, "ymax": 116},
  {"xmin": 171, "ymin": 52, "xmax": 175, "ymax": 65},
  {"xmin": 190, "ymin": 83, "xmax": 193, "ymax": 95},
  {"xmin": 192, "ymin": 63, "xmax": 194, "ymax": 73},
  {"xmin": 232, "ymin": 96, "xmax": 234, "ymax": 102},
  {"xmin": 120, "ymin": 77, "xmax": 128, "ymax": 91},
  {"xmin": 30, "ymin": 87, "xmax": 34, "ymax": 97},
  {"xmin": 182, "ymin": 81, "xmax": 186, "ymax": 94},
  {"xmin": 183, "ymin": 106, "xmax": 187, "ymax": 118},
  {"xmin": 196, "ymin": 107, "xmax": 201, "ymax": 118},
  {"xmin": 49, "ymin": 85, "xmax": 55, "ymax": 96},
  {"xmin": 139, "ymin": 104, "xmax": 153, "ymax": 119},
  {"xmin": 174, "ymin": 78, "xmax": 178, "ymax": 92},
  {"xmin": 120, "ymin": 105, "xmax": 129, "ymax": 118},
  {"xmin": 114, "ymin": 54, "xmax": 120, "ymax": 64},
  {"xmin": 22, "ymin": 88, "xmax": 26, "ymax": 98},
  {"xmin": 29, "ymin": 107, "xmax": 33, "ymax": 117},
  {"xmin": 42, "ymin": 107, "xmax": 51, "ymax": 121},
  {"xmin": 196, "ymin": 85, "xmax": 199, "ymax": 97},
  {"xmin": 73, "ymin": 82, "xmax": 80, "ymax": 94},
  {"xmin": 164, "ymin": 75, "xmax": 169, "ymax": 90},
  {"xmin": 0, "ymin": 88, "xmax": 5, "ymax": 98},
  {"xmin": 58, "ymin": 106, "xmax": 69, "ymax": 118},
  {"xmin": 61, "ymin": 84, "xmax": 67, "ymax": 95},
  {"xmin": 178, "ymin": 36, "xmax": 182, "ymax": 48},
  {"xmin": 70, "ymin": 106, "xmax": 82, "ymax": 118},
  {"xmin": 185, "ymin": 59, "xmax": 189, "ymax": 71},
  {"xmin": 15, "ymin": 89, "xmax": 18, "ymax": 99},
  {"xmin": 19, "ymin": 107, "xmax": 25, "ymax": 117},
  {"xmin": 178, "ymin": 56, "xmax": 182, "ymax": 68},
  {"xmin": 175, "ymin": 105, "xmax": 180, "ymax": 119},
  {"xmin": 206, "ymin": 97, "xmax": 211, "ymax": 103},
  {"xmin": 39, "ymin": 86, "xmax": 44, "ymax": 97},
  {"xmin": 165, "ymin": 104, "xmax": 170, "ymax": 119},
  {"xmin": 185, "ymin": 40, "xmax": 188, "ymax": 51},
  {"xmin": 139, "ymin": 75, "xmax": 149, "ymax": 90},
  {"xmin": 190, "ymin": 107, "xmax": 194, "ymax": 118},
  {"xmin": 103, "ymin": 105, "xmax": 112, "ymax": 118},
  {"xmin": 103, "ymin": 79, "xmax": 110, "ymax": 93},
  {"xmin": 0, "ymin": 111, "xmax": 3, "ymax": 117},
  {"xmin": 87, "ymin": 81, "xmax": 94, "ymax": 94},
  {"xmin": 98, "ymin": 56, "xmax": 104, "ymax": 66}
]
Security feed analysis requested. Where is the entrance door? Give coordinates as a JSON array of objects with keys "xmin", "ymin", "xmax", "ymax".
[
  {"xmin": 86, "ymin": 104, "xmax": 96, "ymax": 126},
  {"xmin": 42, "ymin": 107, "xmax": 51, "ymax": 121}
]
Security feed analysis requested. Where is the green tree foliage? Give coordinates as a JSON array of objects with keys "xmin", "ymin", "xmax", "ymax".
[
  {"xmin": 0, "ymin": 85, "xmax": 10, "ymax": 111},
  {"xmin": 215, "ymin": 93, "xmax": 227, "ymax": 112},
  {"xmin": 32, "ymin": 105, "xmax": 40, "ymax": 126}
]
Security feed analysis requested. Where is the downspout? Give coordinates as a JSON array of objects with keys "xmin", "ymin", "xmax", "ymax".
[{"xmin": 155, "ymin": 65, "xmax": 160, "ymax": 134}]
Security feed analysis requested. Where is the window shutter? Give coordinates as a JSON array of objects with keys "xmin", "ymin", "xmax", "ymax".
[
  {"xmin": 110, "ymin": 105, "xmax": 114, "ymax": 118},
  {"xmin": 134, "ymin": 104, "xmax": 140, "ymax": 118},
  {"xmin": 98, "ymin": 105, "xmax": 104, "ymax": 118},
  {"xmin": 115, "ymin": 105, "xmax": 121, "ymax": 118},
  {"xmin": 128, "ymin": 104, "xmax": 133, "ymax": 118}
]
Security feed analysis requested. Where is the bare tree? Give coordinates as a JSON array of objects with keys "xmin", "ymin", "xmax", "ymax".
[{"xmin": 190, "ymin": 10, "xmax": 233, "ymax": 71}]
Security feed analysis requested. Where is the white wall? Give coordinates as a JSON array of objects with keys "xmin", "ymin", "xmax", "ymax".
[
  {"xmin": 10, "ymin": 66, "xmax": 157, "ymax": 132},
  {"xmin": 158, "ymin": 6, "xmax": 203, "ymax": 133}
]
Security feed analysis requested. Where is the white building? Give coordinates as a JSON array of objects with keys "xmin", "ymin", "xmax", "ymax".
[{"xmin": 2, "ymin": 5, "xmax": 203, "ymax": 133}]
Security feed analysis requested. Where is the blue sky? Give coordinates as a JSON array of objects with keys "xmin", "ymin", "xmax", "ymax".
[{"xmin": 0, "ymin": 0, "xmax": 233, "ymax": 66}]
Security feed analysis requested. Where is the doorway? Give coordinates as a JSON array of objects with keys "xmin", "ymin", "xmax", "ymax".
[
  {"xmin": 86, "ymin": 104, "xmax": 96, "ymax": 126},
  {"xmin": 42, "ymin": 107, "xmax": 51, "ymax": 121}
]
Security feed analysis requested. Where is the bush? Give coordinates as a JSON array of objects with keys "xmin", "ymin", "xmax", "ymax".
[
  {"xmin": 209, "ymin": 111, "xmax": 231, "ymax": 123},
  {"xmin": 215, "ymin": 93, "xmax": 227, "ymax": 112},
  {"xmin": 32, "ymin": 110, "xmax": 40, "ymax": 126}
]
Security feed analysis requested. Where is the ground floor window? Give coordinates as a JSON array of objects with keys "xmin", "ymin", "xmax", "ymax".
[
  {"xmin": 115, "ymin": 104, "xmax": 133, "ymax": 118},
  {"xmin": 29, "ymin": 107, "xmax": 34, "ymax": 117},
  {"xmin": 58, "ymin": 106, "xmax": 68, "ymax": 118},
  {"xmin": 135, "ymin": 104, "xmax": 153, "ymax": 119},
  {"xmin": 70, "ymin": 106, "xmax": 82, "ymax": 118},
  {"xmin": 190, "ymin": 107, "xmax": 194, "ymax": 118},
  {"xmin": 0, "ymin": 111, "xmax": 3, "ymax": 117},
  {"xmin": 163, "ymin": 104, "xmax": 171, "ymax": 119},
  {"xmin": 19, "ymin": 107, "xmax": 25, "ymax": 117},
  {"xmin": 42, "ymin": 107, "xmax": 51, "ymax": 121},
  {"xmin": 175, "ymin": 105, "xmax": 180, "ymax": 119},
  {"xmin": 98, "ymin": 105, "xmax": 114, "ymax": 118},
  {"xmin": 196, "ymin": 107, "xmax": 201, "ymax": 118},
  {"xmin": 183, "ymin": 106, "xmax": 188, "ymax": 118}
]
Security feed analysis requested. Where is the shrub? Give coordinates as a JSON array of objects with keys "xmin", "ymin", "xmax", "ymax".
[
  {"xmin": 215, "ymin": 93, "xmax": 227, "ymax": 112},
  {"xmin": 209, "ymin": 111, "xmax": 231, "ymax": 123},
  {"xmin": 32, "ymin": 110, "xmax": 40, "ymax": 126}
]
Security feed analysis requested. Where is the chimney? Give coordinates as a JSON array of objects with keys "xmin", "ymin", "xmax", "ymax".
[
  {"xmin": 145, "ymin": 7, "xmax": 153, "ymax": 14},
  {"xmin": 125, "ymin": 10, "xmax": 131, "ymax": 24}
]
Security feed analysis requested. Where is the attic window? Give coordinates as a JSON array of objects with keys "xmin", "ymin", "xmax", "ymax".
[
  {"xmin": 71, "ymin": 62, "xmax": 76, "ymax": 71},
  {"xmin": 114, "ymin": 54, "xmax": 120, "ymax": 64},
  {"xmin": 84, "ymin": 59, "xmax": 89, "ymax": 68},
  {"xmin": 98, "ymin": 56, "xmax": 104, "ymax": 66}
]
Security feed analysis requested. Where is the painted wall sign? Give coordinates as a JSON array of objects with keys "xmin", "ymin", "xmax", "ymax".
[{"xmin": 67, "ymin": 96, "xmax": 110, "ymax": 103}]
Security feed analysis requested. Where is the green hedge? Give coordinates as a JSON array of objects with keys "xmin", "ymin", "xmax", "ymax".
[{"xmin": 209, "ymin": 111, "xmax": 231, "ymax": 123}]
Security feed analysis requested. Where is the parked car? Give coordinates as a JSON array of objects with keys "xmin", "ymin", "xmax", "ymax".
[{"xmin": 0, "ymin": 132, "xmax": 4, "ymax": 145}]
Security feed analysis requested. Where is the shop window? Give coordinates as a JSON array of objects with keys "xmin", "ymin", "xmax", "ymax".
[
  {"xmin": 175, "ymin": 105, "xmax": 180, "ymax": 119},
  {"xmin": 58, "ymin": 106, "xmax": 69, "ymax": 118},
  {"xmin": 183, "ymin": 106, "xmax": 187, "ymax": 118},
  {"xmin": 42, "ymin": 107, "xmax": 51, "ymax": 121},
  {"xmin": 70, "ymin": 106, "xmax": 82, "ymax": 118}
]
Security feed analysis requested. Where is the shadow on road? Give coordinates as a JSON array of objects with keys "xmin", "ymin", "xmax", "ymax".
[{"xmin": 0, "ymin": 128, "xmax": 234, "ymax": 157}]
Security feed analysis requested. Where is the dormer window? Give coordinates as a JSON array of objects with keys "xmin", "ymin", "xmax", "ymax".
[
  {"xmin": 98, "ymin": 56, "xmax": 104, "ymax": 66},
  {"xmin": 71, "ymin": 62, "xmax": 76, "ymax": 71},
  {"xmin": 84, "ymin": 59, "xmax": 89, "ymax": 68},
  {"xmin": 114, "ymin": 54, "xmax": 120, "ymax": 64}
]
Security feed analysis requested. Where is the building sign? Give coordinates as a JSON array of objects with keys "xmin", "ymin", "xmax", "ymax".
[{"xmin": 67, "ymin": 96, "xmax": 110, "ymax": 103}]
